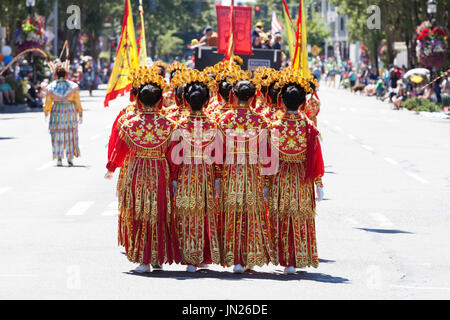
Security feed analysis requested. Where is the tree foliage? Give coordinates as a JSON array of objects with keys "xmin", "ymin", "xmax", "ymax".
[
  {"xmin": 330, "ymin": 0, "xmax": 450, "ymax": 68},
  {"xmin": 0, "ymin": 0, "xmax": 216, "ymax": 61}
]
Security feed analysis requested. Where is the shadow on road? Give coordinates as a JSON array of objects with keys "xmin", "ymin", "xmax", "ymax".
[
  {"xmin": 0, "ymin": 137, "xmax": 15, "ymax": 140},
  {"xmin": 124, "ymin": 269, "xmax": 349, "ymax": 284},
  {"xmin": 356, "ymin": 228, "xmax": 413, "ymax": 234},
  {"xmin": 0, "ymin": 105, "xmax": 43, "ymax": 114}
]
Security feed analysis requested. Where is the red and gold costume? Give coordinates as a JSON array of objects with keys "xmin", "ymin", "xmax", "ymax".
[
  {"xmin": 107, "ymin": 67, "xmax": 180, "ymax": 266},
  {"xmin": 169, "ymin": 69, "xmax": 222, "ymax": 266},
  {"xmin": 305, "ymin": 93, "xmax": 321, "ymax": 126},
  {"xmin": 171, "ymin": 110, "xmax": 222, "ymax": 266},
  {"xmin": 218, "ymin": 104, "xmax": 276, "ymax": 268},
  {"xmin": 268, "ymin": 75, "xmax": 325, "ymax": 268}
]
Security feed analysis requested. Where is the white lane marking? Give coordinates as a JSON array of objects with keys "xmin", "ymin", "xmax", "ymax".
[
  {"xmin": 348, "ymin": 134, "xmax": 356, "ymax": 140},
  {"xmin": 391, "ymin": 285, "xmax": 450, "ymax": 291},
  {"xmin": 369, "ymin": 212, "xmax": 394, "ymax": 228},
  {"xmin": 405, "ymin": 171, "xmax": 430, "ymax": 184},
  {"xmin": 66, "ymin": 201, "xmax": 95, "ymax": 216},
  {"xmin": 101, "ymin": 201, "xmax": 119, "ymax": 216},
  {"xmin": 0, "ymin": 187, "xmax": 11, "ymax": 195},
  {"xmin": 90, "ymin": 133, "xmax": 102, "ymax": 141},
  {"xmin": 361, "ymin": 145, "xmax": 374, "ymax": 152},
  {"xmin": 36, "ymin": 161, "xmax": 54, "ymax": 172},
  {"xmin": 334, "ymin": 126, "xmax": 343, "ymax": 132},
  {"xmin": 384, "ymin": 157, "xmax": 398, "ymax": 166}
]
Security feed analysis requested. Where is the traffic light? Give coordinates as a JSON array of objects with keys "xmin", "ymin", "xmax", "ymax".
[
  {"xmin": 262, "ymin": 5, "xmax": 268, "ymax": 18},
  {"xmin": 255, "ymin": 6, "xmax": 261, "ymax": 18}
]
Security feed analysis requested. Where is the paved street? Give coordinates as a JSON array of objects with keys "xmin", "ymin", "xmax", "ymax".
[{"xmin": 0, "ymin": 86, "xmax": 449, "ymax": 300}]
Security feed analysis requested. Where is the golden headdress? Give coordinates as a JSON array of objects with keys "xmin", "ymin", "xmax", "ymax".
[
  {"xmin": 152, "ymin": 60, "xmax": 168, "ymax": 71},
  {"xmin": 128, "ymin": 66, "xmax": 168, "ymax": 90},
  {"xmin": 216, "ymin": 68, "xmax": 262, "ymax": 91},
  {"xmin": 171, "ymin": 68, "xmax": 217, "ymax": 92},
  {"xmin": 253, "ymin": 68, "xmax": 281, "ymax": 88},
  {"xmin": 275, "ymin": 67, "xmax": 313, "ymax": 94},
  {"xmin": 167, "ymin": 61, "xmax": 187, "ymax": 74}
]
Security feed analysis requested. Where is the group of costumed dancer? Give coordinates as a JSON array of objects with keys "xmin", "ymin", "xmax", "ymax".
[{"xmin": 105, "ymin": 60, "xmax": 324, "ymax": 275}]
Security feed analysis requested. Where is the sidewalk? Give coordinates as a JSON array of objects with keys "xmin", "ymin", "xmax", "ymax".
[{"xmin": 0, "ymin": 103, "xmax": 43, "ymax": 114}]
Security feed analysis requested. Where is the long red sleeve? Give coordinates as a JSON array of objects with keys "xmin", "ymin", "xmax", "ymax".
[
  {"xmin": 108, "ymin": 110, "xmax": 125, "ymax": 160},
  {"xmin": 306, "ymin": 122, "xmax": 324, "ymax": 181},
  {"xmin": 167, "ymin": 140, "xmax": 182, "ymax": 181},
  {"xmin": 312, "ymin": 140, "xmax": 325, "ymax": 179},
  {"xmin": 106, "ymin": 135, "xmax": 130, "ymax": 173}
]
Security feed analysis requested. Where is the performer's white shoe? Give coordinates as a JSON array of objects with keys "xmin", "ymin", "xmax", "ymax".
[
  {"xmin": 152, "ymin": 265, "xmax": 163, "ymax": 271},
  {"xmin": 186, "ymin": 265, "xmax": 197, "ymax": 273},
  {"xmin": 57, "ymin": 159, "xmax": 63, "ymax": 167},
  {"xmin": 285, "ymin": 266, "xmax": 297, "ymax": 275},
  {"xmin": 233, "ymin": 264, "xmax": 245, "ymax": 274},
  {"xmin": 199, "ymin": 263, "xmax": 209, "ymax": 269},
  {"xmin": 134, "ymin": 264, "xmax": 151, "ymax": 273}
]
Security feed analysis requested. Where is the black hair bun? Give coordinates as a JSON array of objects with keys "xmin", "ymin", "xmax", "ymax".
[
  {"xmin": 268, "ymin": 83, "xmax": 280, "ymax": 103},
  {"xmin": 281, "ymin": 84, "xmax": 306, "ymax": 111},
  {"xmin": 219, "ymin": 81, "xmax": 233, "ymax": 101},
  {"xmin": 233, "ymin": 80, "xmax": 256, "ymax": 102},
  {"xmin": 185, "ymin": 82, "xmax": 209, "ymax": 111},
  {"xmin": 138, "ymin": 83, "xmax": 163, "ymax": 107}
]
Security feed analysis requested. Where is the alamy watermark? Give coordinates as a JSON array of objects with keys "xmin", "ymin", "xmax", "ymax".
[
  {"xmin": 367, "ymin": 5, "xmax": 381, "ymax": 30},
  {"xmin": 66, "ymin": 5, "xmax": 81, "ymax": 30}
]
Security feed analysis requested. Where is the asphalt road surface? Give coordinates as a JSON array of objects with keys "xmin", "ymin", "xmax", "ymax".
[{"xmin": 0, "ymin": 86, "xmax": 449, "ymax": 300}]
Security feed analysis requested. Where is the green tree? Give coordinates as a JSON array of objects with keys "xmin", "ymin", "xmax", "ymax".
[{"xmin": 331, "ymin": 0, "xmax": 449, "ymax": 68}]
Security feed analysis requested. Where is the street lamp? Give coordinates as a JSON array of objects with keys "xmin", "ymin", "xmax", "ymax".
[
  {"xmin": 427, "ymin": 0, "xmax": 437, "ymax": 20},
  {"xmin": 26, "ymin": 0, "xmax": 36, "ymax": 16}
]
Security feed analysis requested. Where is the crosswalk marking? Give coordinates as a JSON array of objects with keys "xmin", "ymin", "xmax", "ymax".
[
  {"xmin": 66, "ymin": 201, "xmax": 95, "ymax": 216},
  {"xmin": 101, "ymin": 201, "xmax": 119, "ymax": 216}
]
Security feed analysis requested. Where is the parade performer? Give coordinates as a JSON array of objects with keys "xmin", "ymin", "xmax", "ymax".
[
  {"xmin": 218, "ymin": 72, "xmax": 276, "ymax": 273},
  {"xmin": 268, "ymin": 72, "xmax": 324, "ymax": 274},
  {"xmin": 162, "ymin": 61, "xmax": 187, "ymax": 116},
  {"xmin": 170, "ymin": 69, "xmax": 222, "ymax": 272},
  {"xmin": 44, "ymin": 65, "xmax": 83, "ymax": 167},
  {"xmin": 106, "ymin": 66, "xmax": 180, "ymax": 273},
  {"xmin": 204, "ymin": 62, "xmax": 234, "ymax": 120},
  {"xmin": 305, "ymin": 77, "xmax": 321, "ymax": 126}
]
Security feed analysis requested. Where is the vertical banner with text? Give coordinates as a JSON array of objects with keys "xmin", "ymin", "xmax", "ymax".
[{"xmin": 217, "ymin": 5, "xmax": 253, "ymax": 56}]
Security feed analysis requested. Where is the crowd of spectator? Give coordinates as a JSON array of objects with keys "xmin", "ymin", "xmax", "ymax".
[
  {"xmin": 313, "ymin": 56, "xmax": 449, "ymax": 113},
  {"xmin": 0, "ymin": 54, "xmax": 113, "ymax": 109},
  {"xmin": 251, "ymin": 22, "xmax": 282, "ymax": 50}
]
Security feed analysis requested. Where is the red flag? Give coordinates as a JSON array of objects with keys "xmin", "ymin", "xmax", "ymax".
[{"xmin": 217, "ymin": 4, "xmax": 253, "ymax": 56}]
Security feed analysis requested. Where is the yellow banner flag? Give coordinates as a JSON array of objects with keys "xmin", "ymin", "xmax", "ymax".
[
  {"xmin": 104, "ymin": 0, "xmax": 138, "ymax": 107},
  {"xmin": 138, "ymin": 0, "xmax": 147, "ymax": 66},
  {"xmin": 283, "ymin": 4, "xmax": 295, "ymax": 62},
  {"xmin": 292, "ymin": 0, "xmax": 310, "ymax": 77}
]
